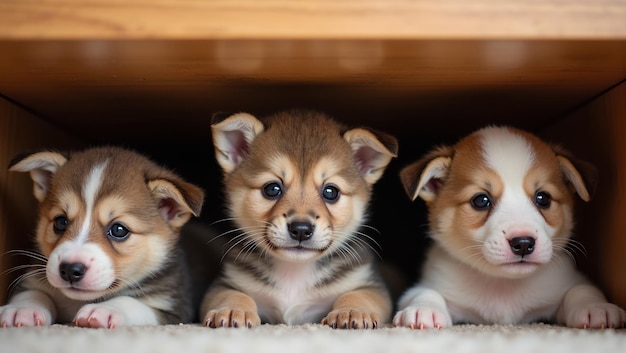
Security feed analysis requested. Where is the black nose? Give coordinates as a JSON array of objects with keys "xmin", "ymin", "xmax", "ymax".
[
  {"xmin": 288, "ymin": 221, "xmax": 314, "ymax": 242},
  {"xmin": 509, "ymin": 237, "xmax": 536, "ymax": 257},
  {"xmin": 59, "ymin": 262, "xmax": 87, "ymax": 284}
]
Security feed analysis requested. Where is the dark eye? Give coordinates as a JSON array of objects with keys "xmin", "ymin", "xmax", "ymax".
[
  {"xmin": 53, "ymin": 215, "xmax": 69, "ymax": 234},
  {"xmin": 535, "ymin": 191, "xmax": 552, "ymax": 209},
  {"xmin": 470, "ymin": 193, "xmax": 492, "ymax": 210},
  {"xmin": 321, "ymin": 184, "xmax": 340, "ymax": 203},
  {"xmin": 107, "ymin": 223, "xmax": 130, "ymax": 241},
  {"xmin": 262, "ymin": 182, "xmax": 283, "ymax": 200}
]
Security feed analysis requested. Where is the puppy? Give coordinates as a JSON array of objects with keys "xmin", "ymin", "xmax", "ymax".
[
  {"xmin": 0, "ymin": 147, "xmax": 204, "ymax": 328},
  {"xmin": 394, "ymin": 126, "xmax": 626, "ymax": 329},
  {"xmin": 201, "ymin": 110, "xmax": 397, "ymax": 329}
]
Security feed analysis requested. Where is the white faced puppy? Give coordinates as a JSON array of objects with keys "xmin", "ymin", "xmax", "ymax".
[
  {"xmin": 394, "ymin": 126, "xmax": 625, "ymax": 329},
  {"xmin": 201, "ymin": 110, "xmax": 397, "ymax": 329},
  {"xmin": 0, "ymin": 147, "xmax": 204, "ymax": 328}
]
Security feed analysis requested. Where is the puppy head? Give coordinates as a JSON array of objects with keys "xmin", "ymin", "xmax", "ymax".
[
  {"xmin": 400, "ymin": 126, "xmax": 595, "ymax": 278},
  {"xmin": 9, "ymin": 147, "xmax": 204, "ymax": 301},
  {"xmin": 211, "ymin": 110, "xmax": 398, "ymax": 263}
]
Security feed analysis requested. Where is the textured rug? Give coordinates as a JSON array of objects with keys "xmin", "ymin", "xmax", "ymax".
[{"xmin": 2, "ymin": 323, "xmax": 625, "ymax": 353}]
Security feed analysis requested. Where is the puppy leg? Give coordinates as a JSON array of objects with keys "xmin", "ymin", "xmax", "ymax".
[
  {"xmin": 201, "ymin": 286, "xmax": 260, "ymax": 328},
  {"xmin": 0, "ymin": 290, "xmax": 56, "ymax": 327},
  {"xmin": 322, "ymin": 288, "xmax": 391, "ymax": 329},
  {"xmin": 558, "ymin": 284, "xmax": 626, "ymax": 329},
  {"xmin": 393, "ymin": 285, "xmax": 452, "ymax": 329},
  {"xmin": 74, "ymin": 296, "xmax": 159, "ymax": 328}
]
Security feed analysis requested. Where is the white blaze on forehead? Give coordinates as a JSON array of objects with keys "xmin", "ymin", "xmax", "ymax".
[
  {"xmin": 75, "ymin": 161, "xmax": 108, "ymax": 245},
  {"xmin": 479, "ymin": 127, "xmax": 535, "ymax": 188}
]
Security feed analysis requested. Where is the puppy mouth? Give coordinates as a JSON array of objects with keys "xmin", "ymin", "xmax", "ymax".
[
  {"xmin": 265, "ymin": 237, "xmax": 333, "ymax": 261},
  {"xmin": 59, "ymin": 286, "xmax": 109, "ymax": 301},
  {"xmin": 499, "ymin": 259, "xmax": 541, "ymax": 273},
  {"xmin": 272, "ymin": 244, "xmax": 327, "ymax": 253},
  {"xmin": 503, "ymin": 260, "xmax": 539, "ymax": 266}
]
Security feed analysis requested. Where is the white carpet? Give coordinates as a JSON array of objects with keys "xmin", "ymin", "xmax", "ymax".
[{"xmin": 2, "ymin": 323, "xmax": 625, "ymax": 353}]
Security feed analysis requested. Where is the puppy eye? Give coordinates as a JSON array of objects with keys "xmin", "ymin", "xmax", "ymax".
[
  {"xmin": 107, "ymin": 223, "xmax": 131, "ymax": 241},
  {"xmin": 53, "ymin": 215, "xmax": 69, "ymax": 235},
  {"xmin": 470, "ymin": 193, "xmax": 492, "ymax": 210},
  {"xmin": 321, "ymin": 184, "xmax": 340, "ymax": 203},
  {"xmin": 262, "ymin": 182, "xmax": 283, "ymax": 200},
  {"xmin": 535, "ymin": 191, "xmax": 552, "ymax": 209}
]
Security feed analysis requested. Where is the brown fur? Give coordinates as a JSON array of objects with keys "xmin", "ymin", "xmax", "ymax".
[
  {"xmin": 395, "ymin": 126, "xmax": 625, "ymax": 329},
  {"xmin": 2, "ymin": 147, "xmax": 204, "ymax": 327},
  {"xmin": 202, "ymin": 110, "xmax": 397, "ymax": 329}
]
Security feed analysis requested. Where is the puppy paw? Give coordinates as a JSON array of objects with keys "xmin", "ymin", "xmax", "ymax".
[
  {"xmin": 566, "ymin": 303, "xmax": 626, "ymax": 329},
  {"xmin": 393, "ymin": 306, "xmax": 452, "ymax": 329},
  {"xmin": 322, "ymin": 309, "xmax": 380, "ymax": 329},
  {"xmin": 0, "ymin": 305, "xmax": 52, "ymax": 327},
  {"xmin": 203, "ymin": 308, "xmax": 260, "ymax": 328},
  {"xmin": 74, "ymin": 303, "xmax": 126, "ymax": 329}
]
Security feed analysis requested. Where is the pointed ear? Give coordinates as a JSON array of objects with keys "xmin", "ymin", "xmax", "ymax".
[
  {"xmin": 147, "ymin": 177, "xmax": 205, "ymax": 231},
  {"xmin": 552, "ymin": 146, "xmax": 597, "ymax": 202},
  {"xmin": 8, "ymin": 151, "xmax": 69, "ymax": 202},
  {"xmin": 400, "ymin": 146, "xmax": 454, "ymax": 203},
  {"xmin": 343, "ymin": 128, "xmax": 398, "ymax": 185},
  {"xmin": 211, "ymin": 112, "xmax": 264, "ymax": 174}
]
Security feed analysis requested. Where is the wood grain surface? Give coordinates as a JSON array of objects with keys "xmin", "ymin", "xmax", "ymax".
[{"xmin": 0, "ymin": 0, "xmax": 625, "ymax": 40}]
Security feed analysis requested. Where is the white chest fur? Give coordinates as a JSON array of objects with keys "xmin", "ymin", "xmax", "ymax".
[
  {"xmin": 422, "ymin": 246, "xmax": 587, "ymax": 324},
  {"xmin": 225, "ymin": 260, "xmax": 372, "ymax": 325}
]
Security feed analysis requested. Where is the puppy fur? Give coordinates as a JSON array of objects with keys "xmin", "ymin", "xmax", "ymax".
[
  {"xmin": 394, "ymin": 126, "xmax": 626, "ymax": 329},
  {"xmin": 201, "ymin": 110, "xmax": 397, "ymax": 329},
  {"xmin": 0, "ymin": 147, "xmax": 204, "ymax": 328}
]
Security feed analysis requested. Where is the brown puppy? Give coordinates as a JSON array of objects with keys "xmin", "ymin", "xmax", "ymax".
[
  {"xmin": 394, "ymin": 126, "xmax": 625, "ymax": 329},
  {"xmin": 0, "ymin": 147, "xmax": 204, "ymax": 328},
  {"xmin": 201, "ymin": 110, "xmax": 397, "ymax": 329}
]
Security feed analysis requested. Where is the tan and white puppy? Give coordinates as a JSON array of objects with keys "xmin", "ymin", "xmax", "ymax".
[
  {"xmin": 394, "ymin": 126, "xmax": 625, "ymax": 329},
  {"xmin": 201, "ymin": 110, "xmax": 397, "ymax": 329},
  {"xmin": 0, "ymin": 147, "xmax": 204, "ymax": 328}
]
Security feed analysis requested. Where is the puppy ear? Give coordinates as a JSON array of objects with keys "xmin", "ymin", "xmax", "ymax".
[
  {"xmin": 8, "ymin": 150, "xmax": 69, "ymax": 202},
  {"xmin": 211, "ymin": 112, "xmax": 265, "ymax": 174},
  {"xmin": 552, "ymin": 146, "xmax": 597, "ymax": 202},
  {"xmin": 343, "ymin": 128, "xmax": 398, "ymax": 185},
  {"xmin": 400, "ymin": 146, "xmax": 454, "ymax": 202},
  {"xmin": 147, "ymin": 176, "xmax": 205, "ymax": 231}
]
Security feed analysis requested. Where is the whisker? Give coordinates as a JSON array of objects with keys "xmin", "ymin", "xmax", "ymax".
[
  {"xmin": 222, "ymin": 231, "xmax": 265, "ymax": 263},
  {"xmin": 235, "ymin": 236, "xmax": 265, "ymax": 263},
  {"xmin": 351, "ymin": 230, "xmax": 382, "ymax": 251},
  {"xmin": 348, "ymin": 235, "xmax": 382, "ymax": 260},
  {"xmin": 2, "ymin": 264, "xmax": 47, "ymax": 276},
  {"xmin": 359, "ymin": 225, "xmax": 382, "ymax": 235},
  {"xmin": 208, "ymin": 218, "xmax": 273, "ymax": 227},
  {"xmin": 207, "ymin": 225, "xmax": 267, "ymax": 245},
  {"xmin": 4, "ymin": 249, "xmax": 48, "ymax": 264},
  {"xmin": 7, "ymin": 269, "xmax": 46, "ymax": 298}
]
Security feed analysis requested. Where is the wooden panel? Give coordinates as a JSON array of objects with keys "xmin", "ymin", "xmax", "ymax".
[
  {"xmin": 0, "ymin": 0, "xmax": 624, "ymax": 39},
  {"xmin": 0, "ymin": 97, "xmax": 80, "ymax": 304},
  {"xmin": 0, "ymin": 40, "xmax": 624, "ymax": 144},
  {"xmin": 542, "ymin": 82, "xmax": 626, "ymax": 308}
]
